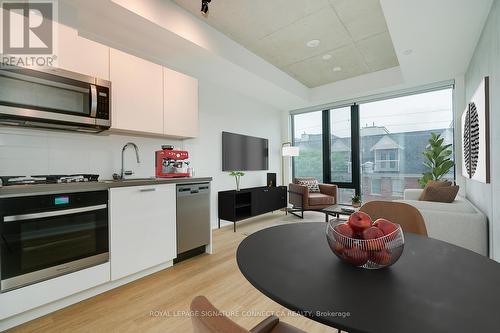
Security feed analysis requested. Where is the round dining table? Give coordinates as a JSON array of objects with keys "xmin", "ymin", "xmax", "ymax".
[{"xmin": 236, "ymin": 222, "xmax": 500, "ymax": 333}]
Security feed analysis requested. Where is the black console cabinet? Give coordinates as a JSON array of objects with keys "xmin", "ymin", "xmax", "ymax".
[{"xmin": 218, "ymin": 186, "xmax": 287, "ymax": 232}]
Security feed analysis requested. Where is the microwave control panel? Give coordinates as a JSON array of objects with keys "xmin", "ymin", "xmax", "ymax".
[{"xmin": 96, "ymin": 86, "xmax": 110, "ymax": 120}]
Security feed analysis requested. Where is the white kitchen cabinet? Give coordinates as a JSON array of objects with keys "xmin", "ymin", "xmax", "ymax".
[
  {"xmin": 110, "ymin": 49, "xmax": 164, "ymax": 134},
  {"xmin": 110, "ymin": 184, "xmax": 176, "ymax": 280},
  {"xmin": 163, "ymin": 67, "xmax": 199, "ymax": 138},
  {"xmin": 57, "ymin": 24, "xmax": 110, "ymax": 79}
]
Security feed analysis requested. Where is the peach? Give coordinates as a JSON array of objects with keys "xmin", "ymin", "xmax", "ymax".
[
  {"xmin": 348, "ymin": 211, "xmax": 373, "ymax": 234},
  {"xmin": 373, "ymin": 218, "xmax": 398, "ymax": 236}
]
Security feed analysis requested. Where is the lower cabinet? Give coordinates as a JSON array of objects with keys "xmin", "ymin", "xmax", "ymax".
[
  {"xmin": 218, "ymin": 186, "xmax": 287, "ymax": 231},
  {"xmin": 110, "ymin": 184, "xmax": 176, "ymax": 280}
]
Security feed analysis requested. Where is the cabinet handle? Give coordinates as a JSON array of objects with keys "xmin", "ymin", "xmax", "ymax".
[{"xmin": 140, "ymin": 188, "xmax": 156, "ymax": 192}]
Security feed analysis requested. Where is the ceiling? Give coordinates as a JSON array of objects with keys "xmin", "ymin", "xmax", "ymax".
[
  {"xmin": 71, "ymin": 0, "xmax": 493, "ymax": 110},
  {"xmin": 173, "ymin": 0, "xmax": 399, "ymax": 88}
]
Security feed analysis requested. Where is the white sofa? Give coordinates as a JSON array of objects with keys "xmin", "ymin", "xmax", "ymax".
[{"xmin": 395, "ymin": 189, "xmax": 488, "ymax": 256}]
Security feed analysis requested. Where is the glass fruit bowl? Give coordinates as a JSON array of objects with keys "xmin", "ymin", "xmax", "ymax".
[{"xmin": 326, "ymin": 219, "xmax": 405, "ymax": 269}]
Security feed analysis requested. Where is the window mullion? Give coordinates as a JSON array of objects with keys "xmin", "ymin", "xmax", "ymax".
[{"xmin": 322, "ymin": 110, "xmax": 331, "ymax": 183}]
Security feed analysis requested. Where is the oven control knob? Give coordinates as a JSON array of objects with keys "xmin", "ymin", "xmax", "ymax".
[{"xmin": 176, "ymin": 154, "xmax": 180, "ymax": 158}]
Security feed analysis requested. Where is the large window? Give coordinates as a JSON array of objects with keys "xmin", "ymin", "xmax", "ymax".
[
  {"xmin": 291, "ymin": 87, "xmax": 454, "ymax": 203},
  {"xmin": 292, "ymin": 111, "xmax": 323, "ymax": 182},
  {"xmin": 360, "ymin": 88, "xmax": 454, "ymax": 201},
  {"xmin": 330, "ymin": 107, "xmax": 352, "ymax": 183}
]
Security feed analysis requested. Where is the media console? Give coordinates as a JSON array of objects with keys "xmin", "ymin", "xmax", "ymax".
[{"xmin": 218, "ymin": 186, "xmax": 287, "ymax": 232}]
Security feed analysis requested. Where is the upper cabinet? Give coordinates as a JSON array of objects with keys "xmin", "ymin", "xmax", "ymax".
[
  {"xmin": 57, "ymin": 24, "xmax": 109, "ymax": 80},
  {"xmin": 163, "ymin": 68, "xmax": 199, "ymax": 138},
  {"xmin": 110, "ymin": 49, "xmax": 164, "ymax": 135}
]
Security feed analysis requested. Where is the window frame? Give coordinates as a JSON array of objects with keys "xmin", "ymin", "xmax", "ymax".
[
  {"xmin": 291, "ymin": 84, "xmax": 455, "ymax": 200},
  {"xmin": 374, "ymin": 148, "xmax": 400, "ymax": 172},
  {"xmin": 292, "ymin": 105, "xmax": 361, "ymax": 195}
]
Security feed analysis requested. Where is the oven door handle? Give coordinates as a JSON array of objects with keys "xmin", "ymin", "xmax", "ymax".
[{"xmin": 3, "ymin": 204, "xmax": 107, "ymax": 222}]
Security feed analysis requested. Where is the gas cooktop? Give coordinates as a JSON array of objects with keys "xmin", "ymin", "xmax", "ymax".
[{"xmin": 0, "ymin": 174, "xmax": 99, "ymax": 186}]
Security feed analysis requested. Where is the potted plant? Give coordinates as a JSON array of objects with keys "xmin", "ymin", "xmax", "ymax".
[
  {"xmin": 229, "ymin": 171, "xmax": 245, "ymax": 191},
  {"xmin": 419, "ymin": 133, "xmax": 455, "ymax": 187},
  {"xmin": 351, "ymin": 195, "xmax": 362, "ymax": 208}
]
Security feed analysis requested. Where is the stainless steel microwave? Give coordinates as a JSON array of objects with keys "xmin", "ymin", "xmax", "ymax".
[{"xmin": 0, "ymin": 64, "xmax": 111, "ymax": 133}]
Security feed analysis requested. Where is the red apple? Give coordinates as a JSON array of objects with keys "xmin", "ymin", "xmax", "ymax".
[
  {"xmin": 370, "ymin": 249, "xmax": 392, "ymax": 265},
  {"xmin": 348, "ymin": 211, "xmax": 373, "ymax": 234},
  {"xmin": 373, "ymin": 218, "xmax": 398, "ymax": 236},
  {"xmin": 334, "ymin": 223, "xmax": 354, "ymax": 238},
  {"xmin": 342, "ymin": 246, "xmax": 369, "ymax": 266},
  {"xmin": 361, "ymin": 226, "xmax": 385, "ymax": 251}
]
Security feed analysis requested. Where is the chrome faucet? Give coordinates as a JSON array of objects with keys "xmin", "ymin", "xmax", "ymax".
[{"xmin": 120, "ymin": 142, "xmax": 140, "ymax": 179}]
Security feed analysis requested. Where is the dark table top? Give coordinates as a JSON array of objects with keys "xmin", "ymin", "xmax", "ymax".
[{"xmin": 236, "ymin": 222, "xmax": 500, "ymax": 333}]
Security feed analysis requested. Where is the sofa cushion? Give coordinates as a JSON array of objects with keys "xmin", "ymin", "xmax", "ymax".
[
  {"xmin": 420, "ymin": 185, "xmax": 459, "ymax": 203},
  {"xmin": 418, "ymin": 180, "xmax": 452, "ymax": 200},
  {"xmin": 295, "ymin": 177, "xmax": 320, "ymax": 193},
  {"xmin": 308, "ymin": 193, "xmax": 334, "ymax": 206}
]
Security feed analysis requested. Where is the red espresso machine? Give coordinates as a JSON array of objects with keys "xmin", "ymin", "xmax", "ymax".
[{"xmin": 155, "ymin": 147, "xmax": 190, "ymax": 178}]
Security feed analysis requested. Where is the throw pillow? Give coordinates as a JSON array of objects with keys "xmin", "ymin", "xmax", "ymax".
[
  {"xmin": 420, "ymin": 185, "xmax": 459, "ymax": 203},
  {"xmin": 427, "ymin": 180, "xmax": 453, "ymax": 187},
  {"xmin": 418, "ymin": 180, "xmax": 452, "ymax": 201},
  {"xmin": 295, "ymin": 178, "xmax": 320, "ymax": 193}
]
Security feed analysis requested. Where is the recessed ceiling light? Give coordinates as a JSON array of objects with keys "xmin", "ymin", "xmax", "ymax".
[
  {"xmin": 306, "ymin": 39, "xmax": 320, "ymax": 48},
  {"xmin": 333, "ymin": 66, "xmax": 342, "ymax": 72},
  {"xmin": 403, "ymin": 49, "xmax": 413, "ymax": 55},
  {"xmin": 322, "ymin": 54, "xmax": 332, "ymax": 60}
]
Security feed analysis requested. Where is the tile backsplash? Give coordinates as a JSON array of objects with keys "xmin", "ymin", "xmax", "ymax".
[{"xmin": 0, "ymin": 127, "xmax": 182, "ymax": 179}]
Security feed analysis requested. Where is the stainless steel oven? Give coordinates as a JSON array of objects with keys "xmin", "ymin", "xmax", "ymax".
[
  {"xmin": 0, "ymin": 64, "xmax": 111, "ymax": 133},
  {"xmin": 0, "ymin": 190, "xmax": 109, "ymax": 292}
]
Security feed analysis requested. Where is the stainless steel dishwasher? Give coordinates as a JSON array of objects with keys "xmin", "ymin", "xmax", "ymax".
[{"xmin": 175, "ymin": 183, "xmax": 211, "ymax": 262}]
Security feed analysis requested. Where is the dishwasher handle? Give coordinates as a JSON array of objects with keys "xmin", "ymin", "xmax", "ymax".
[{"xmin": 177, "ymin": 183, "xmax": 210, "ymax": 196}]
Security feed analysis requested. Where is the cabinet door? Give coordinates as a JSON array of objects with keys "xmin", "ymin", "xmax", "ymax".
[
  {"xmin": 254, "ymin": 188, "xmax": 285, "ymax": 214},
  {"xmin": 163, "ymin": 67, "xmax": 198, "ymax": 138},
  {"xmin": 57, "ymin": 24, "xmax": 109, "ymax": 79},
  {"xmin": 110, "ymin": 49, "xmax": 164, "ymax": 134},
  {"xmin": 271, "ymin": 188, "xmax": 287, "ymax": 211},
  {"xmin": 253, "ymin": 189, "xmax": 270, "ymax": 215},
  {"xmin": 110, "ymin": 184, "xmax": 176, "ymax": 280}
]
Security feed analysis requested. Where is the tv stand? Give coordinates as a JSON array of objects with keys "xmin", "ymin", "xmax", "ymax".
[{"xmin": 218, "ymin": 186, "xmax": 287, "ymax": 232}]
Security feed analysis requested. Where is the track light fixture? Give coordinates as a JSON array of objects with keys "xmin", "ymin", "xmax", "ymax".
[{"xmin": 201, "ymin": 0, "xmax": 211, "ymax": 16}]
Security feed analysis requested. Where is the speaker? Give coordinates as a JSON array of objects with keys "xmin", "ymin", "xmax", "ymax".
[{"xmin": 267, "ymin": 173, "xmax": 277, "ymax": 187}]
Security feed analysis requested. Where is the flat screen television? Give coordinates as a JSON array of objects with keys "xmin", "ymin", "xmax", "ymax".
[{"xmin": 222, "ymin": 132, "xmax": 269, "ymax": 171}]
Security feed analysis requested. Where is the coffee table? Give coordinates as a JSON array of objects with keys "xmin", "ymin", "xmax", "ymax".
[{"xmin": 322, "ymin": 204, "xmax": 359, "ymax": 222}]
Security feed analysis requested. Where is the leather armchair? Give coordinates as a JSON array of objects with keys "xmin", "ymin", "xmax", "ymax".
[
  {"xmin": 190, "ymin": 296, "xmax": 306, "ymax": 333},
  {"xmin": 288, "ymin": 181, "xmax": 337, "ymax": 218}
]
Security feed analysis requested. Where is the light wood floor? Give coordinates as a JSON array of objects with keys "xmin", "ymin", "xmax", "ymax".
[{"xmin": 8, "ymin": 211, "xmax": 339, "ymax": 333}]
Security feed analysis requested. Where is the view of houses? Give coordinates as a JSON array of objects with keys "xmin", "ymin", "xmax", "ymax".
[{"xmin": 293, "ymin": 124, "xmax": 455, "ymax": 203}]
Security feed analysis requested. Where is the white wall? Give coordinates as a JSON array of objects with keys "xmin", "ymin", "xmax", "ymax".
[
  {"xmin": 0, "ymin": 128, "xmax": 181, "ymax": 179},
  {"xmin": 464, "ymin": 0, "xmax": 500, "ymax": 261},
  {"xmin": 183, "ymin": 80, "xmax": 282, "ymax": 228}
]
